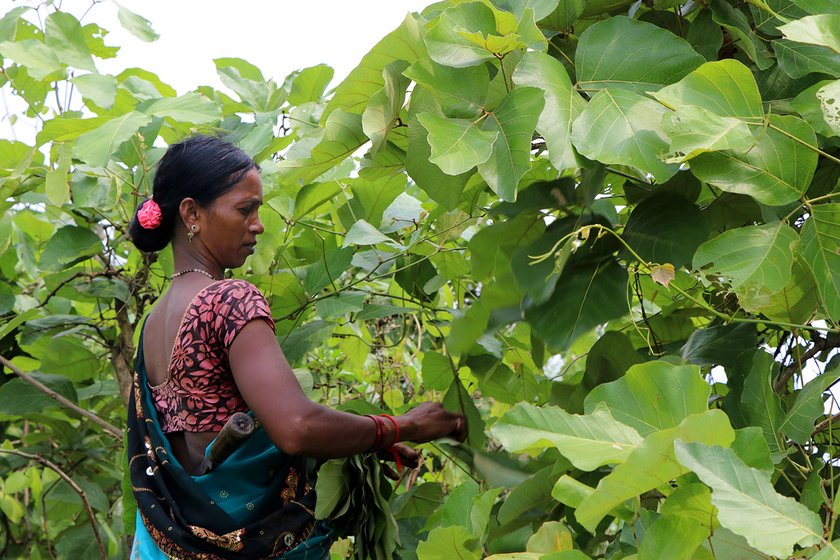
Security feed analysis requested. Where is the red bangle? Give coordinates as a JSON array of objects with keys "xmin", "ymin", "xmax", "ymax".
[
  {"xmin": 364, "ymin": 414, "xmax": 386, "ymax": 452},
  {"xmin": 380, "ymin": 414, "xmax": 400, "ymax": 445}
]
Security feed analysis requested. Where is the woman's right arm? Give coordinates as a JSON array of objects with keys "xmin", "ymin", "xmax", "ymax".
[{"xmin": 229, "ymin": 319, "xmax": 467, "ymax": 458}]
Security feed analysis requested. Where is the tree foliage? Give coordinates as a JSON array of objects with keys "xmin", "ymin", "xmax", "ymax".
[{"xmin": 0, "ymin": 0, "xmax": 839, "ymax": 558}]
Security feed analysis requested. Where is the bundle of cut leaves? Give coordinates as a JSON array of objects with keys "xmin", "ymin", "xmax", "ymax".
[{"xmin": 315, "ymin": 454, "xmax": 400, "ymax": 560}]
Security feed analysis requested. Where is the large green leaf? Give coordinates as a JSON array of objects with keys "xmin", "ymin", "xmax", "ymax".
[
  {"xmin": 286, "ymin": 64, "xmax": 333, "ymax": 105},
  {"xmin": 741, "ymin": 351, "xmax": 785, "ymax": 457},
  {"xmin": 404, "ymin": 56, "xmax": 489, "ymax": 119},
  {"xmin": 525, "ymin": 260, "xmax": 628, "ymax": 351},
  {"xmin": 39, "ymin": 225, "xmax": 102, "ymax": 271},
  {"xmin": 362, "ymin": 61, "xmax": 410, "ymax": 154},
  {"xmin": 680, "ymin": 323, "xmax": 757, "ymax": 369},
  {"xmin": 417, "ymin": 525, "xmax": 481, "ymax": 560},
  {"xmin": 71, "ymin": 74, "xmax": 117, "ymax": 109},
  {"xmin": 575, "ymin": 16, "xmax": 704, "ymax": 94},
  {"xmin": 575, "ymin": 410, "xmax": 735, "ymax": 532},
  {"xmin": 622, "ymin": 192, "xmax": 708, "ymax": 267},
  {"xmin": 572, "ymin": 88, "xmax": 677, "ymax": 183},
  {"xmin": 689, "ymin": 115, "xmax": 818, "ymax": 206},
  {"xmin": 739, "ymin": 257, "xmax": 819, "ymax": 325},
  {"xmin": 800, "ymin": 204, "xmax": 840, "ymax": 321},
  {"xmin": 781, "ymin": 364, "xmax": 839, "ymax": 443},
  {"xmin": 418, "ymin": 112, "xmax": 498, "ymax": 175},
  {"xmin": 45, "ymin": 12, "xmax": 94, "ymax": 71},
  {"xmin": 693, "ymin": 222, "xmax": 799, "ymax": 295},
  {"xmin": 710, "ymin": 0, "xmax": 774, "ymax": 69},
  {"xmin": 115, "ymin": 3, "xmax": 158, "ymax": 42},
  {"xmin": 425, "ymin": 3, "xmax": 504, "ymax": 69},
  {"xmin": 476, "ymin": 86, "xmax": 544, "ymax": 201},
  {"xmin": 491, "ymin": 402, "xmax": 643, "ymax": 470},
  {"xmin": 512, "ymin": 51, "xmax": 586, "ymax": 171},
  {"xmin": 773, "ymin": 39, "xmax": 840, "ymax": 79},
  {"xmin": 638, "ymin": 514, "xmax": 708, "ymax": 560},
  {"xmin": 277, "ymin": 110, "xmax": 367, "ymax": 184},
  {"xmin": 326, "ymin": 14, "xmax": 424, "ymax": 117},
  {"xmin": 653, "ymin": 60, "xmax": 763, "ymax": 120},
  {"xmin": 583, "ymin": 361, "xmax": 711, "ymax": 437},
  {"xmin": 73, "ymin": 111, "xmax": 153, "ymax": 167},
  {"xmin": 675, "ymin": 442, "xmax": 825, "ymax": 558},
  {"xmin": 817, "ymin": 79, "xmax": 840, "ymax": 135},
  {"xmin": 0, "ymin": 373, "xmax": 77, "ymax": 415},
  {"xmin": 661, "ymin": 105, "xmax": 755, "ymax": 163},
  {"xmin": 779, "ymin": 15, "xmax": 840, "ymax": 54},
  {"xmin": 142, "ymin": 92, "xmax": 222, "ymax": 123},
  {"xmin": 0, "ymin": 39, "xmax": 64, "ymax": 81}
]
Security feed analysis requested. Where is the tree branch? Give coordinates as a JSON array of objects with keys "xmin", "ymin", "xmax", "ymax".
[
  {"xmin": 0, "ymin": 449, "xmax": 108, "ymax": 560},
  {"xmin": 774, "ymin": 333, "xmax": 840, "ymax": 393},
  {"xmin": 0, "ymin": 355, "xmax": 122, "ymax": 439}
]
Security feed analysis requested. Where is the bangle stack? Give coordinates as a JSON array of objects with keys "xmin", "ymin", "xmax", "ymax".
[{"xmin": 364, "ymin": 414, "xmax": 401, "ymax": 453}]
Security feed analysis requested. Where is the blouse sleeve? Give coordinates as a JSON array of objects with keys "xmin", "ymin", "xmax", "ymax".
[{"xmin": 213, "ymin": 280, "xmax": 275, "ymax": 351}]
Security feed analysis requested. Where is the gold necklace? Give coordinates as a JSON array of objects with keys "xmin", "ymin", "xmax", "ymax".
[{"xmin": 170, "ymin": 268, "xmax": 220, "ymax": 281}]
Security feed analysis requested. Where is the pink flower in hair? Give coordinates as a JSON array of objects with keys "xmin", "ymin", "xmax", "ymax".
[{"xmin": 137, "ymin": 198, "xmax": 162, "ymax": 229}]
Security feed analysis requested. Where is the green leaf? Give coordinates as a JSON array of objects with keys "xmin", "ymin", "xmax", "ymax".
[
  {"xmin": 583, "ymin": 361, "xmax": 711, "ymax": 437},
  {"xmin": 293, "ymin": 181, "xmax": 342, "ymax": 220},
  {"xmin": 680, "ymin": 323, "xmax": 757, "ymax": 369},
  {"xmin": 405, "ymin": 58, "xmax": 489, "ymax": 119},
  {"xmin": 143, "ymin": 92, "xmax": 222, "ymax": 123},
  {"xmin": 526, "ymin": 521, "xmax": 574, "ymax": 553},
  {"xmin": 314, "ymin": 459, "xmax": 349, "ymax": 518},
  {"xmin": 638, "ymin": 514, "xmax": 708, "ymax": 560},
  {"xmin": 571, "ymin": 88, "xmax": 678, "ymax": 183},
  {"xmin": 800, "ymin": 203, "xmax": 840, "ymax": 321},
  {"xmin": 422, "ymin": 352, "xmax": 454, "ymax": 391},
  {"xmin": 0, "ymin": 373, "xmax": 77, "ymax": 415},
  {"xmin": 661, "ymin": 106, "xmax": 755, "ymax": 163},
  {"xmin": 37, "ymin": 116, "xmax": 110, "ymax": 145},
  {"xmin": 653, "ymin": 60, "xmax": 764, "ymax": 120},
  {"xmin": 0, "ymin": 39, "xmax": 64, "ymax": 81},
  {"xmin": 326, "ymin": 14, "xmax": 425, "ymax": 117},
  {"xmin": 491, "ymin": 402, "xmax": 643, "ymax": 470},
  {"xmin": 575, "ymin": 410, "xmax": 735, "ymax": 532},
  {"xmin": 314, "ymin": 292, "xmax": 365, "ymax": 319},
  {"xmin": 575, "ymin": 16, "xmax": 704, "ymax": 94},
  {"xmin": 817, "ymin": 79, "xmax": 840, "ymax": 135},
  {"xmin": 45, "ymin": 12, "xmax": 94, "ymax": 71},
  {"xmin": 287, "ymin": 64, "xmax": 334, "ymax": 105},
  {"xmin": 622, "ymin": 192, "xmax": 708, "ymax": 268},
  {"xmin": 660, "ymin": 483, "xmax": 717, "ymax": 530},
  {"xmin": 362, "ymin": 61, "xmax": 410, "ymax": 154},
  {"xmin": 443, "ymin": 377, "xmax": 486, "ymax": 449},
  {"xmin": 779, "ymin": 14, "xmax": 840, "ymax": 54},
  {"xmin": 115, "ymin": 3, "xmax": 158, "ymax": 42},
  {"xmin": 689, "ymin": 115, "xmax": 818, "ymax": 206},
  {"xmin": 674, "ymin": 441, "xmax": 824, "ymax": 558},
  {"xmin": 417, "ymin": 525, "xmax": 481, "ymax": 560},
  {"xmin": 741, "ymin": 351, "xmax": 785, "ymax": 457},
  {"xmin": 342, "ymin": 220, "xmax": 403, "ymax": 250},
  {"xmin": 781, "ymin": 365, "xmax": 839, "ymax": 443},
  {"xmin": 303, "ymin": 247, "xmax": 354, "ymax": 294},
  {"xmin": 418, "ymin": 111, "xmax": 498, "ymax": 175},
  {"xmin": 525, "ymin": 260, "xmax": 628, "ymax": 351},
  {"xmin": 693, "ymin": 222, "xmax": 799, "ymax": 294},
  {"xmin": 774, "ymin": 39, "xmax": 840, "ymax": 79},
  {"xmin": 425, "ymin": 3, "xmax": 498, "ymax": 68},
  {"xmin": 477, "ymin": 86, "xmax": 544, "ymax": 201},
  {"xmin": 739, "ymin": 257, "xmax": 819, "ymax": 325},
  {"xmin": 39, "ymin": 225, "xmax": 102, "ymax": 271},
  {"xmin": 73, "ymin": 111, "xmax": 153, "ymax": 167},
  {"xmin": 497, "ymin": 465, "xmax": 564, "ymax": 526},
  {"xmin": 278, "ymin": 110, "xmax": 366, "ymax": 184},
  {"xmin": 512, "ymin": 51, "xmax": 586, "ymax": 172},
  {"xmin": 710, "ymin": 0, "xmax": 774, "ymax": 69},
  {"xmin": 71, "ymin": 73, "xmax": 117, "ymax": 108},
  {"xmin": 45, "ymin": 141, "xmax": 72, "ymax": 206}
]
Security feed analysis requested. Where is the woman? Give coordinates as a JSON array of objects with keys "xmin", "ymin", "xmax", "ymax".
[{"xmin": 127, "ymin": 136, "xmax": 467, "ymax": 559}]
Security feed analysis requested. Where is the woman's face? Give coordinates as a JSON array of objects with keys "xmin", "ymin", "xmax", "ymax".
[{"xmin": 199, "ymin": 168, "xmax": 264, "ymax": 269}]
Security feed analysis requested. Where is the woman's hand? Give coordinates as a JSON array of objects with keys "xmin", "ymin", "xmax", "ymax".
[{"xmin": 399, "ymin": 402, "xmax": 467, "ymax": 444}]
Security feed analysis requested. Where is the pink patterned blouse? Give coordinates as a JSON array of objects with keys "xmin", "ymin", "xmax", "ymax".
[{"xmin": 149, "ymin": 280, "xmax": 274, "ymax": 433}]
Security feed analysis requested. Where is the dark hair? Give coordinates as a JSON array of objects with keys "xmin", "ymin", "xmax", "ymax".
[{"xmin": 129, "ymin": 136, "xmax": 257, "ymax": 252}]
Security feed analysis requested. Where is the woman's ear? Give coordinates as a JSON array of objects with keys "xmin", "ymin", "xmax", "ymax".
[{"xmin": 178, "ymin": 197, "xmax": 201, "ymax": 230}]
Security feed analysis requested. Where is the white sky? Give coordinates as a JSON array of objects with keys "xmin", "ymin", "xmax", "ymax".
[{"xmin": 96, "ymin": 0, "xmax": 433, "ymax": 93}]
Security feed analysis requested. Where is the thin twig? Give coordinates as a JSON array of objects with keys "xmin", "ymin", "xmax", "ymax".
[
  {"xmin": 0, "ymin": 355, "xmax": 122, "ymax": 438},
  {"xmin": 0, "ymin": 449, "xmax": 108, "ymax": 560}
]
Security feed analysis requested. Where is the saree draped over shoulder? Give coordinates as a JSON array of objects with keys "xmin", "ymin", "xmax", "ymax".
[{"xmin": 127, "ymin": 280, "xmax": 333, "ymax": 559}]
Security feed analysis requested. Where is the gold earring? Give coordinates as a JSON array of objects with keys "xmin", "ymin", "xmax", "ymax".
[{"xmin": 188, "ymin": 224, "xmax": 198, "ymax": 243}]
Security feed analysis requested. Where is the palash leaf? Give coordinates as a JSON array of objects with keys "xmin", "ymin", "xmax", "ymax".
[
  {"xmin": 710, "ymin": 0, "xmax": 774, "ymax": 69},
  {"xmin": 417, "ymin": 525, "xmax": 481, "ymax": 560},
  {"xmin": 571, "ymin": 88, "xmax": 678, "ymax": 183},
  {"xmin": 692, "ymin": 221, "xmax": 799, "ymax": 294},
  {"xmin": 425, "ymin": 2, "xmax": 499, "ymax": 69},
  {"xmin": 689, "ymin": 115, "xmax": 818, "ymax": 206},
  {"xmin": 44, "ymin": 12, "xmax": 95, "ymax": 71},
  {"xmin": 142, "ymin": 92, "xmax": 222, "ymax": 123},
  {"xmin": 0, "ymin": 39, "xmax": 65, "ymax": 81},
  {"xmin": 477, "ymin": 86, "xmax": 544, "ymax": 201},
  {"xmin": 816, "ymin": 80, "xmax": 840, "ymax": 135},
  {"xmin": 739, "ymin": 257, "xmax": 819, "ymax": 325},
  {"xmin": 800, "ymin": 203, "xmax": 840, "ymax": 321},
  {"xmin": 362, "ymin": 61, "xmax": 410, "ymax": 154},
  {"xmin": 73, "ymin": 111, "xmax": 152, "ymax": 167},
  {"xmin": 622, "ymin": 192, "xmax": 708, "ymax": 267},
  {"xmin": 583, "ymin": 361, "xmax": 711, "ymax": 437},
  {"xmin": 741, "ymin": 351, "xmax": 786, "ymax": 457},
  {"xmin": 71, "ymin": 74, "xmax": 117, "ymax": 109},
  {"xmin": 675, "ymin": 441, "xmax": 826, "ymax": 558},
  {"xmin": 637, "ymin": 514, "xmax": 708, "ymax": 560},
  {"xmin": 418, "ymin": 112, "xmax": 498, "ymax": 175},
  {"xmin": 490, "ymin": 401, "xmax": 643, "ymax": 470},
  {"xmin": 512, "ymin": 51, "xmax": 586, "ymax": 172},
  {"xmin": 404, "ymin": 58, "xmax": 489, "ymax": 119},
  {"xmin": 779, "ymin": 14, "xmax": 840, "ymax": 54},
  {"xmin": 114, "ymin": 2, "xmax": 158, "ymax": 42},
  {"xmin": 781, "ymin": 363, "xmax": 840, "ymax": 443},
  {"xmin": 773, "ymin": 39, "xmax": 840, "ymax": 79},
  {"xmin": 575, "ymin": 16, "xmax": 704, "ymax": 94},
  {"xmin": 661, "ymin": 105, "xmax": 755, "ymax": 163},
  {"xmin": 575, "ymin": 410, "xmax": 735, "ymax": 532}
]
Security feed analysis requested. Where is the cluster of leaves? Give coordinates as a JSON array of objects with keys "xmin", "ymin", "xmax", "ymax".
[
  {"xmin": 1, "ymin": 0, "xmax": 840, "ymax": 558},
  {"xmin": 316, "ymin": 454, "xmax": 400, "ymax": 560}
]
